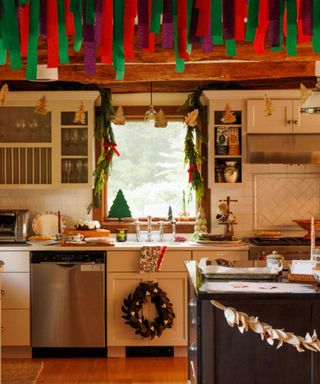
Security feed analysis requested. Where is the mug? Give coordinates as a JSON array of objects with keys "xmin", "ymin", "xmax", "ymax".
[
  {"xmin": 66, "ymin": 233, "xmax": 84, "ymax": 243},
  {"xmin": 266, "ymin": 251, "xmax": 284, "ymax": 272}
]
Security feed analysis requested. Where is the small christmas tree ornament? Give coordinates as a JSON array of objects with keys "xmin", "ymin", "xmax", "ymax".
[
  {"xmin": 108, "ymin": 189, "xmax": 132, "ymax": 221},
  {"xmin": 113, "ymin": 106, "xmax": 126, "ymax": 125},
  {"xmin": 34, "ymin": 95, "xmax": 48, "ymax": 115},
  {"xmin": 0, "ymin": 83, "xmax": 9, "ymax": 106},
  {"xmin": 193, "ymin": 207, "xmax": 208, "ymax": 240},
  {"xmin": 154, "ymin": 108, "xmax": 168, "ymax": 128},
  {"xmin": 264, "ymin": 94, "xmax": 272, "ymax": 116},
  {"xmin": 168, "ymin": 205, "xmax": 173, "ymax": 221},
  {"xmin": 73, "ymin": 101, "xmax": 86, "ymax": 124},
  {"xmin": 184, "ymin": 109, "xmax": 198, "ymax": 127},
  {"xmin": 221, "ymin": 103, "xmax": 236, "ymax": 123}
]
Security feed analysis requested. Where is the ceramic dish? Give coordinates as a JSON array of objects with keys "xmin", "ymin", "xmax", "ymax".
[
  {"xmin": 28, "ymin": 240, "xmax": 59, "ymax": 246},
  {"xmin": 32, "ymin": 212, "xmax": 66, "ymax": 237}
]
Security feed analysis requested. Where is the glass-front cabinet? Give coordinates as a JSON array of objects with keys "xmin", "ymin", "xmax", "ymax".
[{"xmin": 0, "ymin": 91, "xmax": 99, "ymax": 188}]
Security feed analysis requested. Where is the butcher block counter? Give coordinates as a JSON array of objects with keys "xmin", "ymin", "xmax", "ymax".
[{"xmin": 186, "ymin": 260, "xmax": 320, "ymax": 384}]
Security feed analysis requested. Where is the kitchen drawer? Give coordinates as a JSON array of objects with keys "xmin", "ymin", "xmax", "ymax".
[
  {"xmin": 108, "ymin": 251, "xmax": 140, "ymax": 272},
  {"xmin": 0, "ymin": 251, "xmax": 30, "ymax": 272},
  {"xmin": 192, "ymin": 250, "xmax": 248, "ymax": 262},
  {"xmin": 2, "ymin": 309, "xmax": 30, "ymax": 346},
  {"xmin": 107, "ymin": 250, "xmax": 192, "ymax": 272},
  {"xmin": 2, "ymin": 273, "xmax": 30, "ymax": 309}
]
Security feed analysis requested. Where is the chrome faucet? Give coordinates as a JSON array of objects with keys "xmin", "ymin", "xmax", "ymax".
[
  {"xmin": 147, "ymin": 215, "xmax": 153, "ymax": 241},
  {"xmin": 158, "ymin": 221, "xmax": 164, "ymax": 242},
  {"xmin": 134, "ymin": 220, "xmax": 141, "ymax": 242},
  {"xmin": 171, "ymin": 220, "xmax": 176, "ymax": 240}
]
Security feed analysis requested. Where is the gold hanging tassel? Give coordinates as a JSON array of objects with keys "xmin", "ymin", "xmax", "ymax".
[
  {"xmin": 0, "ymin": 83, "xmax": 9, "ymax": 106},
  {"xmin": 155, "ymin": 108, "xmax": 168, "ymax": 128},
  {"xmin": 264, "ymin": 94, "xmax": 272, "ymax": 116},
  {"xmin": 73, "ymin": 101, "xmax": 86, "ymax": 124},
  {"xmin": 113, "ymin": 106, "xmax": 126, "ymax": 125},
  {"xmin": 34, "ymin": 95, "xmax": 48, "ymax": 115}
]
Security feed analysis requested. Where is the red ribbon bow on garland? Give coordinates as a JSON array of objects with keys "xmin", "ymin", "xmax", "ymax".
[
  {"xmin": 104, "ymin": 141, "xmax": 120, "ymax": 162},
  {"xmin": 187, "ymin": 163, "xmax": 197, "ymax": 183}
]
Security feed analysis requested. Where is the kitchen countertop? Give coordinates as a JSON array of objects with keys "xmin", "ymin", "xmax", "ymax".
[{"xmin": 0, "ymin": 241, "xmax": 249, "ymax": 252}]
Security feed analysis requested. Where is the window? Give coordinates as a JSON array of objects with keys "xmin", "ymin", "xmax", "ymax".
[{"xmin": 108, "ymin": 120, "xmax": 196, "ymax": 219}]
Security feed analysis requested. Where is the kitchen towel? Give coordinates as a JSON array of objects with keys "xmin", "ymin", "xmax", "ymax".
[{"xmin": 140, "ymin": 245, "xmax": 167, "ymax": 272}]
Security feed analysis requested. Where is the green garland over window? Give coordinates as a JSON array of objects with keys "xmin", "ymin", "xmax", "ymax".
[
  {"xmin": 93, "ymin": 87, "xmax": 118, "ymax": 208},
  {"xmin": 180, "ymin": 87, "xmax": 206, "ymax": 203}
]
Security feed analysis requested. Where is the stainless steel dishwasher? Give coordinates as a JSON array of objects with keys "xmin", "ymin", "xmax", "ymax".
[{"xmin": 31, "ymin": 250, "xmax": 106, "ymax": 357}]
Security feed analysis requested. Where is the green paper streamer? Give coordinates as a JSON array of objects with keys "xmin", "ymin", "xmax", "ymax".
[
  {"xmin": 70, "ymin": 0, "xmax": 82, "ymax": 51},
  {"xmin": 186, "ymin": 0, "xmax": 192, "ymax": 54},
  {"xmin": 313, "ymin": 0, "xmax": 320, "ymax": 53},
  {"xmin": 285, "ymin": 0, "xmax": 297, "ymax": 56},
  {"xmin": 211, "ymin": 0, "xmax": 223, "ymax": 45},
  {"xmin": 245, "ymin": 0, "xmax": 259, "ymax": 42},
  {"xmin": 150, "ymin": 0, "xmax": 162, "ymax": 34},
  {"xmin": 226, "ymin": 39, "xmax": 236, "ymax": 56},
  {"xmin": 172, "ymin": 0, "xmax": 185, "ymax": 72},
  {"xmin": 57, "ymin": 0, "xmax": 69, "ymax": 64},
  {"xmin": 0, "ymin": 39, "xmax": 7, "ymax": 65},
  {"xmin": 18, "ymin": 0, "xmax": 29, "ymax": 5},
  {"xmin": 2, "ymin": 1, "xmax": 22, "ymax": 69},
  {"xmin": 113, "ymin": 0, "xmax": 125, "ymax": 80},
  {"xmin": 86, "ymin": 0, "xmax": 96, "ymax": 25},
  {"xmin": 26, "ymin": 0, "xmax": 40, "ymax": 80},
  {"xmin": 272, "ymin": 0, "xmax": 284, "ymax": 51}
]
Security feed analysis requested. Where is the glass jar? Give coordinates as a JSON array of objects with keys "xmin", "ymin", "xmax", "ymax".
[{"xmin": 116, "ymin": 228, "xmax": 127, "ymax": 242}]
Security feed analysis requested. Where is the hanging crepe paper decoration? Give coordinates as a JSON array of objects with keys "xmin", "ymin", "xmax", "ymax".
[
  {"xmin": 264, "ymin": 94, "xmax": 272, "ymax": 116},
  {"xmin": 221, "ymin": 104, "xmax": 236, "ymax": 124},
  {"xmin": 184, "ymin": 109, "xmax": 198, "ymax": 127},
  {"xmin": 0, "ymin": 84, "xmax": 9, "ymax": 106},
  {"xmin": 113, "ymin": 106, "xmax": 126, "ymax": 126},
  {"xmin": 300, "ymin": 83, "xmax": 312, "ymax": 103},
  {"xmin": 6, "ymin": 1, "xmax": 320, "ymax": 80},
  {"xmin": 155, "ymin": 109, "xmax": 168, "ymax": 128},
  {"xmin": 35, "ymin": 95, "xmax": 48, "ymax": 115},
  {"xmin": 211, "ymin": 300, "xmax": 320, "ymax": 353},
  {"xmin": 73, "ymin": 102, "xmax": 86, "ymax": 124}
]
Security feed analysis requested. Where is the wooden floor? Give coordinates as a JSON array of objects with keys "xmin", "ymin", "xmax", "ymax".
[{"xmin": 36, "ymin": 357, "xmax": 188, "ymax": 384}]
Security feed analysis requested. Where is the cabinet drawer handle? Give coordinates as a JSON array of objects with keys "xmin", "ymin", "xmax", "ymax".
[
  {"xmin": 286, "ymin": 120, "xmax": 292, "ymax": 124},
  {"xmin": 1, "ymin": 326, "xmax": 4, "ymax": 332},
  {"xmin": 292, "ymin": 120, "xmax": 298, "ymax": 125},
  {"xmin": 1, "ymin": 289, "xmax": 5, "ymax": 295}
]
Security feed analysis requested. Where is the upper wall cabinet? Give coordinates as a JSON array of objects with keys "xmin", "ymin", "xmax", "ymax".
[
  {"xmin": 247, "ymin": 99, "xmax": 320, "ymax": 133},
  {"xmin": 0, "ymin": 91, "xmax": 99, "ymax": 188}
]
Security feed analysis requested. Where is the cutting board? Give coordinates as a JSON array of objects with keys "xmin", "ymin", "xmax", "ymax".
[
  {"xmin": 61, "ymin": 241, "xmax": 115, "ymax": 247},
  {"xmin": 63, "ymin": 228, "xmax": 111, "ymax": 238}
]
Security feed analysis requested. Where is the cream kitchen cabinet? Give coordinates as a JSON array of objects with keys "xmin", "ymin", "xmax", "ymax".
[
  {"xmin": 107, "ymin": 250, "xmax": 191, "ymax": 355},
  {"xmin": 0, "ymin": 91, "xmax": 99, "ymax": 188},
  {"xmin": 192, "ymin": 249, "xmax": 248, "ymax": 263},
  {"xmin": 247, "ymin": 99, "xmax": 320, "ymax": 133},
  {"xmin": 0, "ymin": 251, "xmax": 30, "ymax": 346}
]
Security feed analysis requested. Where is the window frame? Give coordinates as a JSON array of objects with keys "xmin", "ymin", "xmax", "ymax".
[{"xmin": 93, "ymin": 105, "xmax": 210, "ymax": 234}]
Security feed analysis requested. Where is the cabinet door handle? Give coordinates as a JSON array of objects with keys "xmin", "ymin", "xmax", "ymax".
[
  {"xmin": 1, "ymin": 326, "xmax": 4, "ymax": 332},
  {"xmin": 292, "ymin": 120, "xmax": 298, "ymax": 125},
  {"xmin": 1, "ymin": 289, "xmax": 5, "ymax": 295},
  {"xmin": 287, "ymin": 120, "xmax": 292, "ymax": 124}
]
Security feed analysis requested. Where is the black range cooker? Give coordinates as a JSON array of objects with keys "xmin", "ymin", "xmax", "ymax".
[{"xmin": 248, "ymin": 237, "xmax": 318, "ymax": 260}]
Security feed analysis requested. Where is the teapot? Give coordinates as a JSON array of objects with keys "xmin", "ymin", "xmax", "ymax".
[{"xmin": 266, "ymin": 251, "xmax": 284, "ymax": 272}]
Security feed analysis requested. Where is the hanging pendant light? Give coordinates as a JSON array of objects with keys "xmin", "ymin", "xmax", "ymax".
[
  {"xmin": 144, "ymin": 82, "xmax": 157, "ymax": 124},
  {"xmin": 300, "ymin": 61, "xmax": 320, "ymax": 114}
]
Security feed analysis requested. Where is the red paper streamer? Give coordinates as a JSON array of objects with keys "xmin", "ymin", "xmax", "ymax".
[
  {"xmin": 19, "ymin": 4, "xmax": 29, "ymax": 58},
  {"xmin": 297, "ymin": 0, "xmax": 311, "ymax": 43},
  {"xmin": 100, "ymin": 0, "xmax": 113, "ymax": 64},
  {"xmin": 47, "ymin": 0, "xmax": 58, "ymax": 67},
  {"xmin": 124, "ymin": 0, "xmax": 137, "ymax": 58},
  {"xmin": 144, "ymin": 0, "xmax": 155, "ymax": 53},
  {"xmin": 64, "ymin": 0, "xmax": 75, "ymax": 36},
  {"xmin": 156, "ymin": 246, "xmax": 167, "ymax": 271},
  {"xmin": 195, "ymin": 0, "xmax": 210, "ymax": 37},
  {"xmin": 235, "ymin": 0, "xmax": 246, "ymax": 40},
  {"xmin": 177, "ymin": 0, "xmax": 188, "ymax": 59},
  {"xmin": 253, "ymin": 0, "xmax": 269, "ymax": 54}
]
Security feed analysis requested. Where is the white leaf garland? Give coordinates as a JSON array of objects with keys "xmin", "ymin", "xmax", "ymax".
[{"xmin": 211, "ymin": 300, "xmax": 320, "ymax": 352}]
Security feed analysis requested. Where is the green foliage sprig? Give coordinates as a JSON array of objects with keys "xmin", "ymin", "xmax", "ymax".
[
  {"xmin": 180, "ymin": 86, "xmax": 206, "ymax": 202},
  {"xmin": 122, "ymin": 281, "xmax": 175, "ymax": 339},
  {"xmin": 93, "ymin": 88, "xmax": 117, "ymax": 208}
]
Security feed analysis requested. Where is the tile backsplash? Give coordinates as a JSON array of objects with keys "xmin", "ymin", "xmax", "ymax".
[
  {"xmin": 0, "ymin": 188, "xmax": 92, "ymax": 235},
  {"xmin": 211, "ymin": 164, "xmax": 320, "ymax": 239}
]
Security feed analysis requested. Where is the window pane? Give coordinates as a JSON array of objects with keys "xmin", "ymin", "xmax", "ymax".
[{"xmin": 107, "ymin": 121, "xmax": 196, "ymax": 218}]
